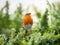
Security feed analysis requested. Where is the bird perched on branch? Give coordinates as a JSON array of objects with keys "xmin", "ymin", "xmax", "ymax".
[{"xmin": 23, "ymin": 13, "xmax": 33, "ymax": 35}]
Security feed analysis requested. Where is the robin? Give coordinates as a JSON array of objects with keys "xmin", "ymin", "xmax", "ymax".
[{"xmin": 23, "ymin": 13, "xmax": 33, "ymax": 35}]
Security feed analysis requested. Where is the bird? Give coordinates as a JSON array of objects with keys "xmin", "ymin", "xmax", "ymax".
[{"xmin": 23, "ymin": 13, "xmax": 33, "ymax": 35}]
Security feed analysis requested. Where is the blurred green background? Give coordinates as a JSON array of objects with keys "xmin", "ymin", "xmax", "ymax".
[{"xmin": 0, "ymin": 0, "xmax": 60, "ymax": 45}]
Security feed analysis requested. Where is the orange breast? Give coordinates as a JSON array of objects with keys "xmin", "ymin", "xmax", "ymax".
[{"xmin": 23, "ymin": 15, "xmax": 33, "ymax": 26}]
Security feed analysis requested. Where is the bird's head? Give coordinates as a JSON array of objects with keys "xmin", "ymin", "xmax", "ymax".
[{"xmin": 25, "ymin": 13, "xmax": 31, "ymax": 16}]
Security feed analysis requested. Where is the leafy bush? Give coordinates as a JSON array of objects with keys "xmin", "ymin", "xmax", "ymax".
[{"xmin": 0, "ymin": 1, "xmax": 60, "ymax": 45}]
